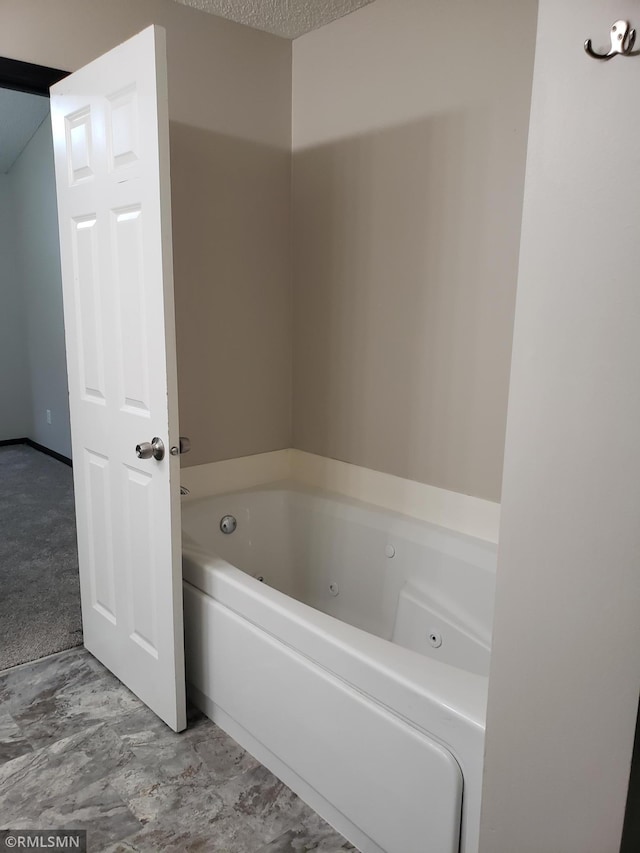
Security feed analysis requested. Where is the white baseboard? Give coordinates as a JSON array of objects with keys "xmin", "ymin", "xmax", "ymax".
[{"xmin": 180, "ymin": 449, "xmax": 500, "ymax": 543}]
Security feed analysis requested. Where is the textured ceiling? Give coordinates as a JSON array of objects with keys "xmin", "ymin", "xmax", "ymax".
[
  {"xmin": 0, "ymin": 88, "xmax": 49, "ymax": 174},
  {"xmin": 172, "ymin": 0, "xmax": 375, "ymax": 39}
]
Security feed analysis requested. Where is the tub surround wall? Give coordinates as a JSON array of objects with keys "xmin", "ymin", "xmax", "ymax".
[
  {"xmin": 292, "ymin": 451, "xmax": 500, "ymax": 543},
  {"xmin": 180, "ymin": 449, "xmax": 501, "ymax": 543},
  {"xmin": 0, "ymin": 0, "xmax": 292, "ymax": 469},
  {"xmin": 291, "ymin": 0, "xmax": 538, "ymax": 503},
  {"xmin": 180, "ymin": 449, "xmax": 291, "ymax": 499}
]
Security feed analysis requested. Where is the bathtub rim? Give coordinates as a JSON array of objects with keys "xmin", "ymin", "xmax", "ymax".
[{"xmin": 183, "ymin": 541, "xmax": 488, "ymax": 745}]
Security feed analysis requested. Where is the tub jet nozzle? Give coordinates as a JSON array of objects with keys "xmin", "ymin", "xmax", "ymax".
[{"xmin": 220, "ymin": 515, "xmax": 237, "ymax": 534}]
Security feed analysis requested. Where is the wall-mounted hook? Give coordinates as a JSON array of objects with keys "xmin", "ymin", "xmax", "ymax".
[{"xmin": 585, "ymin": 19, "xmax": 637, "ymax": 59}]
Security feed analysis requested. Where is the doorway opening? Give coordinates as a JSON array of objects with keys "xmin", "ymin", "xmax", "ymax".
[{"xmin": 0, "ymin": 57, "xmax": 81, "ymax": 669}]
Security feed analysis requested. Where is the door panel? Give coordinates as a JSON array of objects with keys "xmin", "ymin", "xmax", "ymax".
[{"xmin": 51, "ymin": 25, "xmax": 185, "ymax": 731}]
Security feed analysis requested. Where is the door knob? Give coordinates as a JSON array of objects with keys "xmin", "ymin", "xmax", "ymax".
[
  {"xmin": 170, "ymin": 436, "xmax": 191, "ymax": 456},
  {"xmin": 135, "ymin": 437, "xmax": 165, "ymax": 461}
]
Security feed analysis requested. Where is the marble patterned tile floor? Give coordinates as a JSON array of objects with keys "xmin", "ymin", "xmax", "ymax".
[{"xmin": 0, "ymin": 648, "xmax": 357, "ymax": 852}]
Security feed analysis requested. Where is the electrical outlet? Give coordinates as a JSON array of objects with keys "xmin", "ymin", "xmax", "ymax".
[{"xmin": 46, "ymin": 409, "xmax": 52, "ymax": 425}]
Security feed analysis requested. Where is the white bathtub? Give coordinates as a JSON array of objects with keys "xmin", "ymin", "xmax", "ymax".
[{"xmin": 182, "ymin": 483, "xmax": 496, "ymax": 853}]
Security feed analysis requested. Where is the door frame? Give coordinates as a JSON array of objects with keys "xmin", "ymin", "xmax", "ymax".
[
  {"xmin": 0, "ymin": 56, "xmax": 71, "ymax": 463},
  {"xmin": 0, "ymin": 56, "xmax": 79, "ymax": 654},
  {"xmin": 0, "ymin": 56, "xmax": 72, "ymax": 459},
  {"xmin": 0, "ymin": 56, "xmax": 68, "ymax": 95}
]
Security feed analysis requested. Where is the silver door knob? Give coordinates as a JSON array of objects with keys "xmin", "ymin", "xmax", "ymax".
[
  {"xmin": 170, "ymin": 436, "xmax": 191, "ymax": 456},
  {"xmin": 136, "ymin": 437, "xmax": 165, "ymax": 461}
]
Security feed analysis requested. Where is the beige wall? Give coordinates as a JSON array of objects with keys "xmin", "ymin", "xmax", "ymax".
[
  {"xmin": 480, "ymin": 1, "xmax": 640, "ymax": 850},
  {"xmin": 10, "ymin": 118, "xmax": 71, "ymax": 458},
  {"xmin": 0, "ymin": 0, "xmax": 292, "ymax": 468},
  {"xmin": 0, "ymin": 174, "xmax": 31, "ymax": 440},
  {"xmin": 291, "ymin": 0, "xmax": 538, "ymax": 502},
  {"xmin": 3, "ymin": 0, "xmax": 540, "ymax": 498}
]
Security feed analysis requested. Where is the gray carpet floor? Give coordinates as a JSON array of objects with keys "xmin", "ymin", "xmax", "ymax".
[{"xmin": 0, "ymin": 445, "xmax": 82, "ymax": 670}]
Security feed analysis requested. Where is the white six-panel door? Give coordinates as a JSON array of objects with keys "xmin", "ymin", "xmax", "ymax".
[{"xmin": 50, "ymin": 26, "xmax": 186, "ymax": 731}]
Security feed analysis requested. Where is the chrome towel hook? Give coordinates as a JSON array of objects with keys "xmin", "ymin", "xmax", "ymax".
[{"xmin": 585, "ymin": 19, "xmax": 637, "ymax": 59}]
